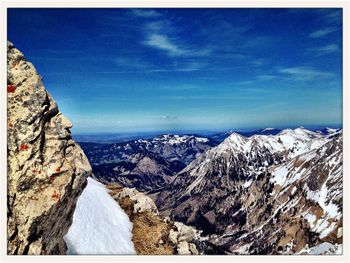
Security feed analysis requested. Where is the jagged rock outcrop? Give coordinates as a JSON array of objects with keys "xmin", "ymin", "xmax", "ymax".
[
  {"xmin": 111, "ymin": 186, "xmax": 158, "ymax": 214},
  {"xmin": 7, "ymin": 41, "xmax": 91, "ymax": 255},
  {"xmin": 108, "ymin": 184, "xmax": 202, "ymax": 255}
]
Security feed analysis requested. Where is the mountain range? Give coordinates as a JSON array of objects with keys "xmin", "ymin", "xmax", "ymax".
[
  {"xmin": 80, "ymin": 125, "xmax": 342, "ymax": 254},
  {"xmin": 80, "ymin": 135, "xmax": 216, "ymax": 192},
  {"xmin": 156, "ymin": 128, "xmax": 342, "ymax": 254}
]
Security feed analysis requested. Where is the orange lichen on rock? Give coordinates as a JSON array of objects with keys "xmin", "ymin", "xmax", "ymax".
[
  {"xmin": 8, "ymin": 122, "xmax": 13, "ymax": 128},
  {"xmin": 7, "ymin": 84, "xmax": 16, "ymax": 93},
  {"xmin": 51, "ymin": 190, "xmax": 60, "ymax": 201},
  {"xmin": 19, "ymin": 144, "xmax": 29, "ymax": 151},
  {"xmin": 55, "ymin": 167, "xmax": 61, "ymax": 173},
  {"xmin": 11, "ymin": 61, "xmax": 19, "ymax": 69}
]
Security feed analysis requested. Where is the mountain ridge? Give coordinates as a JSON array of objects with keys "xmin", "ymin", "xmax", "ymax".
[{"xmin": 156, "ymin": 127, "xmax": 342, "ymax": 254}]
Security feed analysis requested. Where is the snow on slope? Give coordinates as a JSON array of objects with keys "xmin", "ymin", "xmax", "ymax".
[
  {"xmin": 299, "ymin": 242, "xmax": 342, "ymax": 255},
  {"xmin": 64, "ymin": 177, "xmax": 136, "ymax": 255},
  {"xmin": 153, "ymin": 134, "xmax": 209, "ymax": 145},
  {"xmin": 214, "ymin": 127, "xmax": 327, "ymax": 159},
  {"xmin": 270, "ymin": 134, "xmax": 343, "ymax": 241},
  {"xmin": 262, "ymin": 127, "xmax": 275, "ymax": 131},
  {"xmin": 181, "ymin": 127, "xmax": 329, "ymax": 194}
]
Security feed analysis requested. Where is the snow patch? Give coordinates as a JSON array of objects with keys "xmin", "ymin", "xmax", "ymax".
[
  {"xmin": 242, "ymin": 181, "xmax": 252, "ymax": 188},
  {"xmin": 64, "ymin": 177, "xmax": 136, "ymax": 255},
  {"xmin": 326, "ymin": 127, "xmax": 338, "ymax": 134},
  {"xmin": 271, "ymin": 166, "xmax": 288, "ymax": 186},
  {"xmin": 262, "ymin": 127, "xmax": 275, "ymax": 131},
  {"xmin": 299, "ymin": 242, "xmax": 342, "ymax": 255},
  {"xmin": 304, "ymin": 213, "xmax": 316, "ymax": 228}
]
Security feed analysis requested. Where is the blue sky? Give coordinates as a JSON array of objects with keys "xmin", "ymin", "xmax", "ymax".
[{"xmin": 8, "ymin": 8, "xmax": 342, "ymax": 134}]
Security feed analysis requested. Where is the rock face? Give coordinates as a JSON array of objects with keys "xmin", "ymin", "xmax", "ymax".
[{"xmin": 7, "ymin": 41, "xmax": 91, "ymax": 255}]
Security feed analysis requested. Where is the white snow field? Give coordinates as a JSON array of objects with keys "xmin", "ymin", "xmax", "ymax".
[
  {"xmin": 64, "ymin": 177, "xmax": 136, "ymax": 255},
  {"xmin": 299, "ymin": 242, "xmax": 343, "ymax": 255}
]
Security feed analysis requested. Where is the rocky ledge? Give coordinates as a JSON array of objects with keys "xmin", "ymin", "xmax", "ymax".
[
  {"xmin": 7, "ymin": 41, "xmax": 92, "ymax": 255},
  {"xmin": 108, "ymin": 184, "xmax": 203, "ymax": 255}
]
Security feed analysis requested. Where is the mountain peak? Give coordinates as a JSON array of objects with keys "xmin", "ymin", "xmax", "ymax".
[{"xmin": 221, "ymin": 132, "xmax": 247, "ymax": 150}]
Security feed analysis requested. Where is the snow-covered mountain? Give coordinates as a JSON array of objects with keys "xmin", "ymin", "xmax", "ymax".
[
  {"xmin": 216, "ymin": 128, "xmax": 325, "ymax": 157},
  {"xmin": 157, "ymin": 127, "xmax": 342, "ymax": 254},
  {"xmin": 81, "ymin": 134, "xmax": 215, "ymax": 166},
  {"xmin": 209, "ymin": 127, "xmax": 281, "ymax": 143},
  {"xmin": 80, "ymin": 134, "xmax": 215, "ymax": 192},
  {"xmin": 316, "ymin": 127, "xmax": 342, "ymax": 136},
  {"xmin": 77, "ymin": 126, "xmax": 342, "ymax": 254}
]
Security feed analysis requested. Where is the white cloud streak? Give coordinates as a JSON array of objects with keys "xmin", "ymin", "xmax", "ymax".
[
  {"xmin": 160, "ymin": 115, "xmax": 178, "ymax": 120},
  {"xmin": 309, "ymin": 27, "xmax": 338, "ymax": 38},
  {"xmin": 256, "ymin": 74, "xmax": 276, "ymax": 81},
  {"xmin": 144, "ymin": 34, "xmax": 186, "ymax": 56},
  {"xmin": 131, "ymin": 9, "xmax": 162, "ymax": 18},
  {"xmin": 279, "ymin": 66, "xmax": 333, "ymax": 80},
  {"xmin": 308, "ymin": 44, "xmax": 340, "ymax": 56}
]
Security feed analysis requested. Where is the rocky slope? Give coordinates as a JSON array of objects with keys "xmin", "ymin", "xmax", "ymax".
[
  {"xmin": 91, "ymin": 151, "xmax": 184, "ymax": 192},
  {"xmin": 108, "ymin": 183, "xmax": 213, "ymax": 255},
  {"xmin": 157, "ymin": 128, "xmax": 342, "ymax": 254},
  {"xmin": 7, "ymin": 41, "xmax": 92, "ymax": 255}
]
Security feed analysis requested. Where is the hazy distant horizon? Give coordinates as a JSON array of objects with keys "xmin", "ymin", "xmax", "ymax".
[
  {"xmin": 8, "ymin": 8, "xmax": 342, "ymax": 133},
  {"xmin": 73, "ymin": 123, "xmax": 343, "ymax": 137}
]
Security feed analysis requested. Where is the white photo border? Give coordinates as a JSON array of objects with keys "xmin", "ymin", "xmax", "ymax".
[{"xmin": 0, "ymin": 1, "xmax": 349, "ymax": 263}]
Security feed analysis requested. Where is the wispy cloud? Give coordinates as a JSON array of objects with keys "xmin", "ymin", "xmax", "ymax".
[
  {"xmin": 279, "ymin": 66, "xmax": 333, "ymax": 80},
  {"xmin": 138, "ymin": 10, "xmax": 212, "ymax": 59},
  {"xmin": 160, "ymin": 115, "xmax": 178, "ymax": 120},
  {"xmin": 144, "ymin": 34, "xmax": 186, "ymax": 56},
  {"xmin": 309, "ymin": 27, "xmax": 338, "ymax": 38},
  {"xmin": 97, "ymin": 59, "xmax": 207, "ymax": 74},
  {"xmin": 177, "ymin": 60, "xmax": 208, "ymax": 71},
  {"xmin": 146, "ymin": 21, "xmax": 166, "ymax": 31},
  {"xmin": 308, "ymin": 44, "xmax": 340, "ymax": 55},
  {"xmin": 113, "ymin": 56, "xmax": 153, "ymax": 70},
  {"xmin": 145, "ymin": 20, "xmax": 173, "ymax": 33},
  {"xmin": 235, "ymin": 80, "xmax": 255, "ymax": 86},
  {"xmin": 143, "ymin": 33, "xmax": 212, "ymax": 58},
  {"xmin": 256, "ymin": 74, "xmax": 276, "ymax": 81},
  {"xmin": 251, "ymin": 59, "xmax": 265, "ymax": 66},
  {"xmin": 131, "ymin": 9, "xmax": 162, "ymax": 18},
  {"xmin": 244, "ymin": 36, "xmax": 272, "ymax": 49},
  {"xmin": 322, "ymin": 9, "xmax": 342, "ymax": 25}
]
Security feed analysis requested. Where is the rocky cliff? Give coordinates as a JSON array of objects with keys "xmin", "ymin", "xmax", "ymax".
[{"xmin": 7, "ymin": 41, "xmax": 92, "ymax": 255}]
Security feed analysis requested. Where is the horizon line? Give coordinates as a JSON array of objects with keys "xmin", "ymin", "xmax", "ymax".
[{"xmin": 72, "ymin": 123, "xmax": 343, "ymax": 136}]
